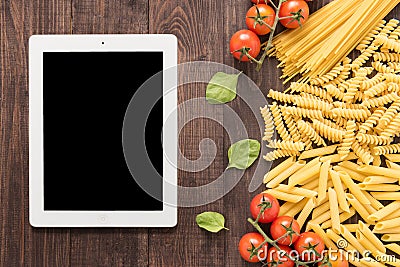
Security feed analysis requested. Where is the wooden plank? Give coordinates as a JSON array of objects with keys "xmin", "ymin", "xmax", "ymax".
[
  {"xmin": 221, "ymin": 1, "xmax": 333, "ymax": 266},
  {"xmin": 0, "ymin": 0, "xmax": 71, "ymax": 266},
  {"xmin": 148, "ymin": 0, "xmax": 225, "ymax": 266},
  {"xmin": 69, "ymin": 0, "xmax": 149, "ymax": 266}
]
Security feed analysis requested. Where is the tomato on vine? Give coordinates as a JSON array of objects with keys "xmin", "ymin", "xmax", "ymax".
[
  {"xmin": 279, "ymin": 0, "xmax": 309, "ymax": 29},
  {"xmin": 238, "ymin": 232, "xmax": 266, "ymax": 263},
  {"xmin": 267, "ymin": 245, "xmax": 295, "ymax": 267},
  {"xmin": 246, "ymin": 4, "xmax": 275, "ymax": 35},
  {"xmin": 294, "ymin": 232, "xmax": 325, "ymax": 261},
  {"xmin": 230, "ymin": 30, "xmax": 261, "ymax": 62},
  {"xmin": 250, "ymin": 193, "xmax": 280, "ymax": 223},
  {"xmin": 251, "ymin": 0, "xmax": 267, "ymax": 3},
  {"xmin": 270, "ymin": 216, "xmax": 300, "ymax": 245}
]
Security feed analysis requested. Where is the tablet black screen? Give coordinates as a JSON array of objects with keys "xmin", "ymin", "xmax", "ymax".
[{"xmin": 43, "ymin": 52, "xmax": 163, "ymax": 211}]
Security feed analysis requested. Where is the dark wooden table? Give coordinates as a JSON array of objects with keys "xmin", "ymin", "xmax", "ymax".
[{"xmin": 1, "ymin": 0, "xmax": 399, "ymax": 266}]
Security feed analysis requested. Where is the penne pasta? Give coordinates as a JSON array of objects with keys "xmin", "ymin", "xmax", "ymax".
[
  {"xmin": 340, "ymin": 171, "xmax": 371, "ymax": 204},
  {"xmin": 275, "ymin": 184, "xmax": 317, "ymax": 198},
  {"xmin": 278, "ymin": 201, "xmax": 297, "ymax": 216},
  {"xmin": 285, "ymin": 198, "xmax": 309, "ymax": 217},
  {"xmin": 299, "ymin": 145, "xmax": 338, "ymax": 159},
  {"xmin": 308, "ymin": 222, "xmax": 338, "ymax": 250},
  {"xmin": 374, "ymin": 251, "xmax": 400, "ymax": 267},
  {"xmin": 386, "ymin": 160, "xmax": 400, "ymax": 170},
  {"xmin": 368, "ymin": 201, "xmax": 400, "ymax": 221},
  {"xmin": 288, "ymin": 161, "xmax": 321, "ymax": 187},
  {"xmin": 320, "ymin": 152, "xmax": 357, "ymax": 163},
  {"xmin": 358, "ymin": 221, "xmax": 386, "ymax": 253},
  {"xmin": 340, "ymin": 224, "xmax": 366, "ymax": 254},
  {"xmin": 296, "ymin": 197, "xmax": 316, "ymax": 229},
  {"xmin": 359, "ymin": 258, "xmax": 386, "ymax": 267},
  {"xmin": 264, "ymin": 156, "xmax": 296, "ymax": 184},
  {"xmin": 358, "ymin": 165, "xmax": 400, "ymax": 178},
  {"xmin": 312, "ymin": 199, "xmax": 329, "ymax": 219},
  {"xmin": 356, "ymin": 230, "xmax": 382, "ymax": 257},
  {"xmin": 386, "ymin": 243, "xmax": 400, "ymax": 255},
  {"xmin": 309, "ymin": 209, "xmax": 332, "ymax": 226},
  {"xmin": 301, "ymin": 175, "xmax": 320, "ymax": 190},
  {"xmin": 330, "ymin": 169, "xmax": 350, "ymax": 212},
  {"xmin": 358, "ymin": 183, "xmax": 400, "ymax": 191},
  {"xmin": 346, "ymin": 193, "xmax": 374, "ymax": 224},
  {"xmin": 329, "ymin": 188, "xmax": 341, "ymax": 233},
  {"xmin": 382, "ymin": 208, "xmax": 400, "ymax": 221},
  {"xmin": 371, "ymin": 192, "xmax": 400, "ymax": 201},
  {"xmin": 317, "ymin": 160, "xmax": 330, "ymax": 204},
  {"xmin": 382, "ymin": 234, "xmax": 400, "ymax": 242},
  {"xmin": 342, "ymin": 224, "xmax": 359, "ymax": 232},
  {"xmin": 326, "ymin": 229, "xmax": 357, "ymax": 252},
  {"xmin": 266, "ymin": 160, "xmax": 306, "ymax": 188},
  {"xmin": 333, "ymin": 165, "xmax": 366, "ymax": 182},
  {"xmin": 362, "ymin": 191, "xmax": 384, "ymax": 210},
  {"xmin": 375, "ymin": 217, "xmax": 400, "ymax": 231},
  {"xmin": 373, "ymin": 226, "xmax": 400, "ymax": 234},
  {"xmin": 263, "ymin": 189, "xmax": 304, "ymax": 203},
  {"xmin": 321, "ymin": 208, "xmax": 355, "ymax": 229},
  {"xmin": 363, "ymin": 176, "xmax": 398, "ymax": 184},
  {"xmin": 384, "ymin": 154, "xmax": 400, "ymax": 162}
]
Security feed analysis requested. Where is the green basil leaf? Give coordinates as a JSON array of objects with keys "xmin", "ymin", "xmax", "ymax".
[
  {"xmin": 206, "ymin": 72, "xmax": 241, "ymax": 104},
  {"xmin": 196, "ymin": 211, "xmax": 229, "ymax": 233},
  {"xmin": 227, "ymin": 139, "xmax": 261, "ymax": 170}
]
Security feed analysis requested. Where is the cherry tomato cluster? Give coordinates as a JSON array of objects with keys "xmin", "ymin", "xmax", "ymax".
[
  {"xmin": 230, "ymin": 0, "xmax": 310, "ymax": 62},
  {"xmin": 239, "ymin": 193, "xmax": 349, "ymax": 267}
]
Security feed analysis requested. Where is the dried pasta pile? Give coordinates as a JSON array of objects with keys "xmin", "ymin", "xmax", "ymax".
[
  {"xmin": 260, "ymin": 18, "xmax": 400, "ymax": 266},
  {"xmin": 269, "ymin": 0, "xmax": 400, "ymax": 84}
]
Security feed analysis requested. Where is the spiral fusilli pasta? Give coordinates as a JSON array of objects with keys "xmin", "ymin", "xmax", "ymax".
[
  {"xmin": 267, "ymin": 140, "xmax": 305, "ymax": 151},
  {"xmin": 337, "ymin": 120, "xmax": 356, "ymax": 158},
  {"xmin": 282, "ymin": 109, "xmax": 302, "ymax": 143},
  {"xmin": 372, "ymin": 144, "xmax": 400, "ymax": 155},
  {"xmin": 270, "ymin": 102, "xmax": 291, "ymax": 141},
  {"xmin": 332, "ymin": 108, "xmax": 371, "ymax": 121},
  {"xmin": 263, "ymin": 149, "xmax": 299, "ymax": 161},
  {"xmin": 356, "ymin": 133, "xmax": 392, "ymax": 145},
  {"xmin": 260, "ymin": 105, "xmax": 275, "ymax": 142},
  {"xmin": 343, "ymin": 68, "xmax": 368, "ymax": 103},
  {"xmin": 360, "ymin": 73, "xmax": 385, "ymax": 90},
  {"xmin": 311, "ymin": 119, "xmax": 345, "ymax": 143},
  {"xmin": 268, "ymin": 89, "xmax": 296, "ymax": 104},
  {"xmin": 373, "ymin": 52, "xmax": 400, "ymax": 62},
  {"xmin": 297, "ymin": 120, "xmax": 326, "ymax": 147},
  {"xmin": 364, "ymin": 82, "xmax": 389, "ymax": 98},
  {"xmin": 284, "ymin": 106, "xmax": 323, "ymax": 120},
  {"xmin": 361, "ymin": 92, "xmax": 400, "ymax": 108},
  {"xmin": 358, "ymin": 107, "xmax": 387, "ymax": 134},
  {"xmin": 352, "ymin": 141, "xmax": 374, "ymax": 165}
]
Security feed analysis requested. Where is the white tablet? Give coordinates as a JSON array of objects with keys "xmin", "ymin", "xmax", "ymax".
[{"xmin": 29, "ymin": 35, "xmax": 177, "ymax": 227}]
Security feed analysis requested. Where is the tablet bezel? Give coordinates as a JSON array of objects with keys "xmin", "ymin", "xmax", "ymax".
[{"xmin": 29, "ymin": 34, "xmax": 177, "ymax": 227}]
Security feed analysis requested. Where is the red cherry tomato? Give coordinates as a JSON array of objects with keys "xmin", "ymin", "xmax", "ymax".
[
  {"xmin": 229, "ymin": 30, "xmax": 261, "ymax": 62},
  {"xmin": 270, "ymin": 216, "xmax": 301, "ymax": 245},
  {"xmin": 250, "ymin": 193, "xmax": 280, "ymax": 223},
  {"xmin": 267, "ymin": 245, "xmax": 295, "ymax": 267},
  {"xmin": 279, "ymin": 0, "xmax": 309, "ymax": 29},
  {"xmin": 294, "ymin": 232, "xmax": 325, "ymax": 261},
  {"xmin": 318, "ymin": 250, "xmax": 349, "ymax": 267},
  {"xmin": 238, "ymin": 233, "xmax": 267, "ymax": 263},
  {"xmin": 246, "ymin": 4, "xmax": 275, "ymax": 35}
]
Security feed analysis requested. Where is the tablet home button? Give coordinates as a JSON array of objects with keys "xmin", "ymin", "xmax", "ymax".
[{"xmin": 98, "ymin": 215, "xmax": 107, "ymax": 223}]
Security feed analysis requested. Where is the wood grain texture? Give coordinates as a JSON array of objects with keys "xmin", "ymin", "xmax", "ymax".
[
  {"xmin": 148, "ymin": 0, "xmax": 226, "ymax": 266},
  {"xmin": 0, "ymin": 0, "xmax": 399, "ymax": 266},
  {"xmin": 0, "ymin": 0, "xmax": 71, "ymax": 266}
]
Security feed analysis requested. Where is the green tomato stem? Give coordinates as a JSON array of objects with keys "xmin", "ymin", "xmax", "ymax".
[{"xmin": 256, "ymin": 0, "xmax": 285, "ymax": 71}]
